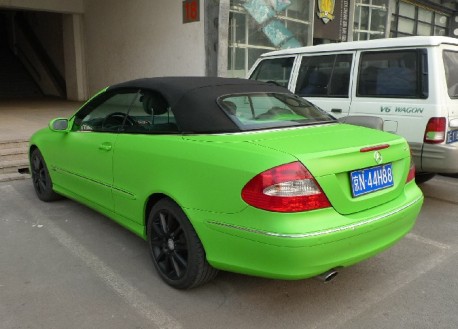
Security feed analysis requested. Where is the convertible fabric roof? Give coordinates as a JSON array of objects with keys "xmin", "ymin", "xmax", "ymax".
[{"xmin": 107, "ymin": 77, "xmax": 291, "ymax": 133}]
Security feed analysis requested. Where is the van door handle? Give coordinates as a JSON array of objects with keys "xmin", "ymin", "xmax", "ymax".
[
  {"xmin": 331, "ymin": 108, "xmax": 342, "ymax": 114},
  {"xmin": 99, "ymin": 142, "xmax": 112, "ymax": 151}
]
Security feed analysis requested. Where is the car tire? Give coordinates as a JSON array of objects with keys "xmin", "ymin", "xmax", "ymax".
[
  {"xmin": 30, "ymin": 148, "xmax": 62, "ymax": 202},
  {"xmin": 147, "ymin": 198, "xmax": 218, "ymax": 289},
  {"xmin": 415, "ymin": 172, "xmax": 436, "ymax": 184}
]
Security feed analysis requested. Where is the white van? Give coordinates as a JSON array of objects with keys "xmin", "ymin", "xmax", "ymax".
[{"xmin": 248, "ymin": 36, "xmax": 458, "ymax": 179}]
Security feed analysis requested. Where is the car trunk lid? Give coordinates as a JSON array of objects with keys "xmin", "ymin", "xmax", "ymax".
[{"xmin": 244, "ymin": 124, "xmax": 411, "ymax": 215}]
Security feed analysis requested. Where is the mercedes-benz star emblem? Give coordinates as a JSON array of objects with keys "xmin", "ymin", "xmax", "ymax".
[{"xmin": 374, "ymin": 151, "xmax": 383, "ymax": 165}]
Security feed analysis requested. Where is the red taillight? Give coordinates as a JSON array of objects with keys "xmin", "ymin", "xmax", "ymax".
[
  {"xmin": 241, "ymin": 162, "xmax": 331, "ymax": 212},
  {"xmin": 406, "ymin": 148, "xmax": 416, "ymax": 183},
  {"xmin": 424, "ymin": 117, "xmax": 446, "ymax": 144}
]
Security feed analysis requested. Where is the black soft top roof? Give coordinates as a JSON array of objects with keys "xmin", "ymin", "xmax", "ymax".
[{"xmin": 107, "ymin": 77, "xmax": 291, "ymax": 133}]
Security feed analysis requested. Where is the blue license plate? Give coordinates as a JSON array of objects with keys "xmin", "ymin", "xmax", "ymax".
[
  {"xmin": 446, "ymin": 130, "xmax": 458, "ymax": 144},
  {"xmin": 350, "ymin": 164, "xmax": 394, "ymax": 197}
]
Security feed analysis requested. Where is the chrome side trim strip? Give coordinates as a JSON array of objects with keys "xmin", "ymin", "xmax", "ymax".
[
  {"xmin": 207, "ymin": 196, "xmax": 423, "ymax": 239},
  {"xmin": 53, "ymin": 166, "xmax": 112, "ymax": 188},
  {"xmin": 52, "ymin": 166, "xmax": 136, "ymax": 199}
]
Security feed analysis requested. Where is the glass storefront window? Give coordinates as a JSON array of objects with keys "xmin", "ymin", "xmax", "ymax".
[
  {"xmin": 227, "ymin": 0, "xmax": 311, "ymax": 78},
  {"xmin": 391, "ymin": 1, "xmax": 450, "ymax": 37},
  {"xmin": 399, "ymin": 2, "xmax": 415, "ymax": 19},
  {"xmin": 434, "ymin": 27, "xmax": 446, "ymax": 36},
  {"xmin": 435, "ymin": 15, "xmax": 448, "ymax": 28},
  {"xmin": 418, "ymin": 8, "xmax": 432, "ymax": 23},
  {"xmin": 417, "ymin": 22, "xmax": 432, "ymax": 36},
  {"xmin": 398, "ymin": 17, "xmax": 415, "ymax": 34},
  {"xmin": 353, "ymin": 0, "xmax": 389, "ymax": 41}
]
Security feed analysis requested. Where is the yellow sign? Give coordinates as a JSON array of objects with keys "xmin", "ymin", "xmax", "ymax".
[{"xmin": 317, "ymin": 0, "xmax": 335, "ymax": 24}]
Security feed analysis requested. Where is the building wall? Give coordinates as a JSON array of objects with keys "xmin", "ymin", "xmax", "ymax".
[
  {"xmin": 0, "ymin": 0, "xmax": 84, "ymax": 13},
  {"xmin": 83, "ymin": 0, "xmax": 206, "ymax": 94}
]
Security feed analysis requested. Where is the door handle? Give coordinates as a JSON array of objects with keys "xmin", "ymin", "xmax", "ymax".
[
  {"xmin": 331, "ymin": 108, "xmax": 342, "ymax": 113},
  {"xmin": 99, "ymin": 142, "xmax": 112, "ymax": 151}
]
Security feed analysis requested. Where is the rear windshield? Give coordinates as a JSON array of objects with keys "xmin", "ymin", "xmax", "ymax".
[
  {"xmin": 218, "ymin": 93, "xmax": 336, "ymax": 131},
  {"xmin": 443, "ymin": 50, "xmax": 458, "ymax": 98}
]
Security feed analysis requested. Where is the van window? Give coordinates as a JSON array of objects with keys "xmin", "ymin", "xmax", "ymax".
[
  {"xmin": 443, "ymin": 50, "xmax": 458, "ymax": 98},
  {"xmin": 249, "ymin": 57, "xmax": 295, "ymax": 88},
  {"xmin": 295, "ymin": 54, "xmax": 352, "ymax": 98},
  {"xmin": 357, "ymin": 50, "xmax": 426, "ymax": 98}
]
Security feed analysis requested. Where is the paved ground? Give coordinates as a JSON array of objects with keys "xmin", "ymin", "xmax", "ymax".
[
  {"xmin": 0, "ymin": 98, "xmax": 79, "ymax": 141},
  {"xmin": 0, "ymin": 175, "xmax": 457, "ymax": 329}
]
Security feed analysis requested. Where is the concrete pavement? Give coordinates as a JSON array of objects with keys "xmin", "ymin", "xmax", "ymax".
[
  {"xmin": 0, "ymin": 98, "xmax": 80, "ymax": 141},
  {"xmin": 0, "ymin": 98, "xmax": 457, "ymax": 328},
  {"xmin": 0, "ymin": 176, "xmax": 457, "ymax": 329}
]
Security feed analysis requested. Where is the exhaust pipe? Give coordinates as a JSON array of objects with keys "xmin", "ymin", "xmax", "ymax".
[{"xmin": 315, "ymin": 269, "xmax": 338, "ymax": 283}]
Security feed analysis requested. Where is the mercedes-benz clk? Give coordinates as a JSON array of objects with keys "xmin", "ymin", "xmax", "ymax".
[{"xmin": 29, "ymin": 77, "xmax": 423, "ymax": 289}]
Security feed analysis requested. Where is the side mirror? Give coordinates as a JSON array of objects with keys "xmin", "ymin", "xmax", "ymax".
[
  {"xmin": 450, "ymin": 118, "xmax": 458, "ymax": 128},
  {"xmin": 49, "ymin": 118, "xmax": 69, "ymax": 132}
]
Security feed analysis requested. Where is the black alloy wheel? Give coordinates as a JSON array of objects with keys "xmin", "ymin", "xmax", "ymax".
[
  {"xmin": 147, "ymin": 198, "xmax": 218, "ymax": 289},
  {"xmin": 30, "ymin": 148, "xmax": 62, "ymax": 202}
]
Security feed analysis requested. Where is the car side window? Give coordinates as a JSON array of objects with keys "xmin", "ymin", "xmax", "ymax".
[
  {"xmin": 73, "ymin": 90, "xmax": 178, "ymax": 134},
  {"xmin": 121, "ymin": 91, "xmax": 178, "ymax": 134},
  {"xmin": 75, "ymin": 92, "xmax": 139, "ymax": 132},
  {"xmin": 249, "ymin": 57, "xmax": 295, "ymax": 88},
  {"xmin": 357, "ymin": 50, "xmax": 427, "ymax": 98},
  {"xmin": 295, "ymin": 54, "xmax": 353, "ymax": 98}
]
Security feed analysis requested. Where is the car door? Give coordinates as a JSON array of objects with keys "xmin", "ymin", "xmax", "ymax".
[
  {"xmin": 50, "ymin": 90, "xmax": 140, "ymax": 212},
  {"xmin": 111, "ymin": 90, "xmax": 178, "ymax": 226},
  {"xmin": 292, "ymin": 53, "xmax": 354, "ymax": 119}
]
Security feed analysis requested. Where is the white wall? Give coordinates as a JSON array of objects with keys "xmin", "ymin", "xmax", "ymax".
[{"xmin": 83, "ymin": 0, "xmax": 206, "ymax": 94}]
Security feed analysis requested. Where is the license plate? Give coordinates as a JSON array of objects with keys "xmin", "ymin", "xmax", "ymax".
[
  {"xmin": 350, "ymin": 164, "xmax": 394, "ymax": 197},
  {"xmin": 446, "ymin": 130, "xmax": 458, "ymax": 144}
]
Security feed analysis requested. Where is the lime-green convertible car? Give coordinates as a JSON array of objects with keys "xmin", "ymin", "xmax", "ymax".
[{"xmin": 29, "ymin": 77, "xmax": 423, "ymax": 289}]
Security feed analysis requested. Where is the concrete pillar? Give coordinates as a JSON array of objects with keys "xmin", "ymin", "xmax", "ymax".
[
  {"xmin": 63, "ymin": 14, "xmax": 87, "ymax": 101},
  {"xmin": 217, "ymin": 0, "xmax": 230, "ymax": 77}
]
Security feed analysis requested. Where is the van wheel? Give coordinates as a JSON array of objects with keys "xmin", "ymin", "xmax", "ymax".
[
  {"xmin": 415, "ymin": 172, "xmax": 436, "ymax": 184},
  {"xmin": 147, "ymin": 198, "xmax": 218, "ymax": 289}
]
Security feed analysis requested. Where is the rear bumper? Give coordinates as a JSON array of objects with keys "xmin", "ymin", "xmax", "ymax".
[
  {"xmin": 189, "ymin": 183, "xmax": 423, "ymax": 280},
  {"xmin": 411, "ymin": 141, "xmax": 458, "ymax": 174}
]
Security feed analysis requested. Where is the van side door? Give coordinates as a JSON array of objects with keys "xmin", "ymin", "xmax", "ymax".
[
  {"xmin": 351, "ymin": 49, "xmax": 429, "ymax": 136},
  {"xmin": 350, "ymin": 49, "xmax": 430, "ymax": 170},
  {"xmin": 292, "ymin": 53, "xmax": 355, "ymax": 118}
]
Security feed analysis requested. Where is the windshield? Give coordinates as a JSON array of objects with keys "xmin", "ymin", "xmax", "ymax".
[
  {"xmin": 249, "ymin": 57, "xmax": 295, "ymax": 88},
  {"xmin": 218, "ymin": 93, "xmax": 336, "ymax": 131},
  {"xmin": 443, "ymin": 50, "xmax": 458, "ymax": 98}
]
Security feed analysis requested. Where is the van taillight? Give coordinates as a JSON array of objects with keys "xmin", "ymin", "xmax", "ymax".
[
  {"xmin": 424, "ymin": 117, "xmax": 446, "ymax": 144},
  {"xmin": 241, "ymin": 162, "xmax": 331, "ymax": 212}
]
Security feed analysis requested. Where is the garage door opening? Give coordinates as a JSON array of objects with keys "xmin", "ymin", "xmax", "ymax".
[{"xmin": 0, "ymin": 10, "xmax": 66, "ymax": 99}]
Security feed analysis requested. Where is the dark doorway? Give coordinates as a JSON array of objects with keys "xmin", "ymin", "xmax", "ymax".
[{"xmin": 0, "ymin": 10, "xmax": 66, "ymax": 99}]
